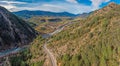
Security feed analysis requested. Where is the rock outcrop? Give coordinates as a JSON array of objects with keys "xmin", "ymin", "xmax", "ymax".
[{"xmin": 0, "ymin": 6, "xmax": 37, "ymax": 51}]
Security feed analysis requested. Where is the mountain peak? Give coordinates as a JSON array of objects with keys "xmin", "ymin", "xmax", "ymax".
[
  {"xmin": 108, "ymin": 2, "xmax": 117, "ymax": 5},
  {"xmin": 92, "ymin": 2, "xmax": 119, "ymax": 16},
  {"xmin": 0, "ymin": 6, "xmax": 8, "ymax": 12},
  {"xmin": 108, "ymin": 2, "xmax": 117, "ymax": 8}
]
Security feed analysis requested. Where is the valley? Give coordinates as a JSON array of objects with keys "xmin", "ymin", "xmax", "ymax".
[
  {"xmin": 0, "ymin": 20, "xmax": 72, "ymax": 66},
  {"xmin": 0, "ymin": 1, "xmax": 120, "ymax": 66}
]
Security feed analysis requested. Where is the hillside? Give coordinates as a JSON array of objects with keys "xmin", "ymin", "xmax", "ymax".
[
  {"xmin": 77, "ymin": 12, "xmax": 91, "ymax": 18},
  {"xmin": 47, "ymin": 2, "xmax": 120, "ymax": 66},
  {"xmin": 13, "ymin": 10, "xmax": 77, "ymax": 19},
  {"xmin": 0, "ymin": 6, "xmax": 37, "ymax": 51},
  {"xmin": 28, "ymin": 16, "xmax": 73, "ymax": 34},
  {"xmin": 9, "ymin": 2, "xmax": 120, "ymax": 66}
]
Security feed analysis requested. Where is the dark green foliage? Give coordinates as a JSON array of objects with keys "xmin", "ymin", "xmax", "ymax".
[
  {"xmin": 30, "ymin": 61, "xmax": 44, "ymax": 66},
  {"xmin": 10, "ymin": 49, "xmax": 29, "ymax": 66},
  {"xmin": 40, "ymin": 27, "xmax": 46, "ymax": 30},
  {"xmin": 27, "ymin": 22, "xmax": 37, "ymax": 27},
  {"xmin": 10, "ymin": 36, "xmax": 45, "ymax": 66}
]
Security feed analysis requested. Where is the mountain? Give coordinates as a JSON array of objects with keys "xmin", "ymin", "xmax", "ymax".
[
  {"xmin": 13, "ymin": 10, "xmax": 77, "ymax": 19},
  {"xmin": 77, "ymin": 12, "xmax": 91, "ymax": 18},
  {"xmin": 0, "ymin": 6, "xmax": 37, "ymax": 51},
  {"xmin": 45, "ymin": 2, "xmax": 120, "ymax": 66},
  {"xmin": 9, "ymin": 2, "xmax": 120, "ymax": 66}
]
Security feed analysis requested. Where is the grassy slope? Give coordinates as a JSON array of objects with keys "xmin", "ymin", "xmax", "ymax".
[
  {"xmin": 47, "ymin": 3, "xmax": 120, "ymax": 66},
  {"xmin": 10, "ymin": 3, "xmax": 120, "ymax": 66}
]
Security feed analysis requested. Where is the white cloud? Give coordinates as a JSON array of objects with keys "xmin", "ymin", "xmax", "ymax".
[
  {"xmin": 10, "ymin": 2, "xmax": 92, "ymax": 14},
  {"xmin": 0, "ymin": 5, "xmax": 16, "ymax": 10},
  {"xmin": 90, "ymin": 0, "xmax": 110, "ymax": 10},
  {"xmin": 37, "ymin": 3, "xmax": 92, "ymax": 14},
  {"xmin": 12, "ymin": 3, "xmax": 68, "ymax": 13},
  {"xmin": 0, "ymin": 0, "xmax": 111, "ymax": 14},
  {"xmin": 0, "ymin": 1, "xmax": 27, "ymax": 11},
  {"xmin": 66, "ymin": 0, "xmax": 78, "ymax": 4},
  {"xmin": 42, "ymin": 4, "xmax": 64, "ymax": 9},
  {"xmin": 0, "ymin": 1, "xmax": 27, "ymax": 4}
]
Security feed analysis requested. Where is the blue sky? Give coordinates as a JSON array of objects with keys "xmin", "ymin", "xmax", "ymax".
[{"xmin": 0, "ymin": 0, "xmax": 120, "ymax": 14}]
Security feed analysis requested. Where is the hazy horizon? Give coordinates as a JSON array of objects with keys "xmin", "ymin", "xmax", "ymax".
[{"xmin": 0, "ymin": 0, "xmax": 119, "ymax": 14}]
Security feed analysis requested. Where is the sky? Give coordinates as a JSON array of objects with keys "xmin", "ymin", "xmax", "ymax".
[{"xmin": 0, "ymin": 0, "xmax": 120, "ymax": 14}]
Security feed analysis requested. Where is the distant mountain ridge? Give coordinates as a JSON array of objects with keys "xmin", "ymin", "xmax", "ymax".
[
  {"xmin": 13, "ymin": 10, "xmax": 77, "ymax": 18},
  {"xmin": 77, "ymin": 12, "xmax": 91, "ymax": 18}
]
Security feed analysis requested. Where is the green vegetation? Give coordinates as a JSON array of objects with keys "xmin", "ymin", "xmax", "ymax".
[
  {"xmin": 10, "ymin": 49, "xmax": 29, "ymax": 66},
  {"xmin": 47, "ymin": 3, "xmax": 120, "ymax": 66},
  {"xmin": 10, "ymin": 36, "xmax": 46, "ymax": 66},
  {"xmin": 10, "ymin": 3, "xmax": 120, "ymax": 66}
]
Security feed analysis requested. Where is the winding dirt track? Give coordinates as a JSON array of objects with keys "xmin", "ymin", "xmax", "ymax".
[
  {"xmin": 43, "ymin": 42, "xmax": 57, "ymax": 66},
  {"xmin": 43, "ymin": 22, "xmax": 73, "ymax": 66},
  {"xmin": 0, "ymin": 22, "xmax": 72, "ymax": 66}
]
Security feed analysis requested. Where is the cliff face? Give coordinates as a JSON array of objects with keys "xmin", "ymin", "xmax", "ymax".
[{"xmin": 0, "ymin": 6, "xmax": 37, "ymax": 51}]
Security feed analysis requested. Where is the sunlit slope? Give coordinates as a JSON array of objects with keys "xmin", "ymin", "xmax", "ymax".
[
  {"xmin": 10, "ymin": 3, "xmax": 120, "ymax": 66},
  {"xmin": 47, "ymin": 3, "xmax": 120, "ymax": 66}
]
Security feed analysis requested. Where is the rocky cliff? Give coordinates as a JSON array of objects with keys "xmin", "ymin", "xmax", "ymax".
[{"xmin": 0, "ymin": 6, "xmax": 37, "ymax": 51}]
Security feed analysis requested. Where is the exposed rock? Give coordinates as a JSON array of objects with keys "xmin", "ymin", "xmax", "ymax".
[
  {"xmin": 108, "ymin": 2, "xmax": 117, "ymax": 8},
  {"xmin": 0, "ymin": 6, "xmax": 37, "ymax": 51}
]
